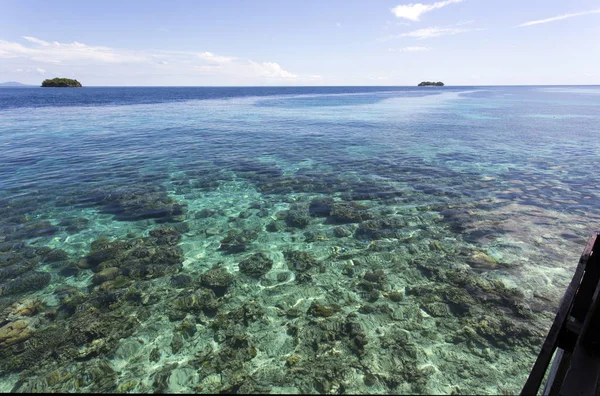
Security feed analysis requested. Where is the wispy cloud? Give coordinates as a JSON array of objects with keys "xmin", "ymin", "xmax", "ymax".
[
  {"xmin": 517, "ymin": 8, "xmax": 600, "ymax": 27},
  {"xmin": 0, "ymin": 36, "xmax": 300, "ymax": 82},
  {"xmin": 388, "ymin": 46, "xmax": 431, "ymax": 52},
  {"xmin": 392, "ymin": 26, "xmax": 470, "ymax": 39},
  {"xmin": 391, "ymin": 0, "xmax": 463, "ymax": 21},
  {"xmin": 23, "ymin": 36, "xmax": 52, "ymax": 46},
  {"xmin": 0, "ymin": 36, "xmax": 147, "ymax": 63},
  {"xmin": 36, "ymin": 67, "xmax": 46, "ymax": 74}
]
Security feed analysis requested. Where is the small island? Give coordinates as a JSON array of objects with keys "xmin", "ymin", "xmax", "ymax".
[
  {"xmin": 418, "ymin": 81, "xmax": 444, "ymax": 87},
  {"xmin": 41, "ymin": 78, "xmax": 82, "ymax": 88}
]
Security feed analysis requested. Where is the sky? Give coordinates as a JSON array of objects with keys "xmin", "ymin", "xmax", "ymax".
[{"xmin": 0, "ymin": 0, "xmax": 599, "ymax": 86}]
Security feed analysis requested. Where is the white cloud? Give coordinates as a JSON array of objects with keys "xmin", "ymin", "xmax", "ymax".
[
  {"xmin": 389, "ymin": 46, "xmax": 431, "ymax": 52},
  {"xmin": 249, "ymin": 61, "xmax": 298, "ymax": 78},
  {"xmin": 0, "ymin": 37, "xmax": 146, "ymax": 63},
  {"xmin": 396, "ymin": 26, "xmax": 470, "ymax": 39},
  {"xmin": 0, "ymin": 36, "xmax": 301, "ymax": 84},
  {"xmin": 518, "ymin": 8, "xmax": 600, "ymax": 27},
  {"xmin": 23, "ymin": 36, "xmax": 51, "ymax": 46},
  {"xmin": 391, "ymin": 0, "xmax": 463, "ymax": 21},
  {"xmin": 198, "ymin": 51, "xmax": 237, "ymax": 63},
  {"xmin": 36, "ymin": 68, "xmax": 46, "ymax": 74}
]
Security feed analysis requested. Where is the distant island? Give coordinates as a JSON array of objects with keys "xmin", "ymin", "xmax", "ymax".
[
  {"xmin": 0, "ymin": 81, "xmax": 35, "ymax": 88},
  {"xmin": 418, "ymin": 81, "xmax": 444, "ymax": 86},
  {"xmin": 41, "ymin": 78, "xmax": 82, "ymax": 88}
]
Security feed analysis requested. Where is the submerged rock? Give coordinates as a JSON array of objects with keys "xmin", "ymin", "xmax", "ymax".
[
  {"xmin": 59, "ymin": 217, "xmax": 89, "ymax": 233},
  {"xmin": 0, "ymin": 262, "xmax": 36, "ymax": 282},
  {"xmin": 333, "ymin": 225, "xmax": 354, "ymax": 238},
  {"xmin": 285, "ymin": 313, "xmax": 370, "ymax": 392},
  {"xmin": 286, "ymin": 207, "xmax": 311, "ymax": 229},
  {"xmin": 200, "ymin": 266, "xmax": 234, "ymax": 296},
  {"xmin": 57, "ymin": 262, "xmax": 80, "ymax": 278},
  {"xmin": 265, "ymin": 221, "xmax": 284, "ymax": 233},
  {"xmin": 9, "ymin": 221, "xmax": 59, "ymax": 240},
  {"xmin": 1, "ymin": 297, "xmax": 138, "ymax": 376},
  {"xmin": 84, "ymin": 228, "xmax": 184, "ymax": 283},
  {"xmin": 0, "ymin": 271, "xmax": 51, "ymax": 296},
  {"xmin": 0, "ymin": 320, "xmax": 33, "ymax": 348},
  {"xmin": 308, "ymin": 302, "xmax": 341, "ymax": 318},
  {"xmin": 303, "ymin": 230, "xmax": 328, "ymax": 243},
  {"xmin": 355, "ymin": 217, "xmax": 405, "ymax": 240},
  {"xmin": 219, "ymin": 229, "xmax": 259, "ymax": 254},
  {"xmin": 149, "ymin": 227, "xmax": 182, "ymax": 246},
  {"xmin": 14, "ymin": 359, "xmax": 118, "ymax": 393},
  {"xmin": 92, "ymin": 267, "xmax": 120, "ymax": 285},
  {"xmin": 41, "ymin": 249, "xmax": 69, "ymax": 263},
  {"xmin": 387, "ymin": 290, "xmax": 404, "ymax": 302},
  {"xmin": 195, "ymin": 208, "xmax": 217, "ymax": 218},
  {"xmin": 329, "ymin": 202, "xmax": 373, "ymax": 223},
  {"xmin": 284, "ymin": 250, "xmax": 318, "ymax": 272},
  {"xmin": 170, "ymin": 274, "xmax": 193, "ymax": 288},
  {"xmin": 85, "ymin": 244, "xmax": 121, "ymax": 269},
  {"xmin": 84, "ymin": 184, "xmax": 187, "ymax": 222},
  {"xmin": 468, "ymin": 250, "xmax": 500, "ymax": 270},
  {"xmin": 239, "ymin": 252, "xmax": 273, "ymax": 278},
  {"xmin": 214, "ymin": 333, "xmax": 258, "ymax": 373},
  {"xmin": 308, "ymin": 197, "xmax": 334, "ymax": 217},
  {"xmin": 358, "ymin": 269, "xmax": 387, "ymax": 292},
  {"xmin": 171, "ymin": 288, "xmax": 220, "ymax": 316}
]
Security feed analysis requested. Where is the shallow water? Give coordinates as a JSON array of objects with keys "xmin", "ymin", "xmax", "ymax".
[{"xmin": 1, "ymin": 85, "xmax": 599, "ymax": 394}]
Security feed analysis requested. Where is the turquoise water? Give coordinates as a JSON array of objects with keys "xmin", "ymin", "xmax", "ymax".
[{"xmin": 1, "ymin": 86, "xmax": 599, "ymax": 394}]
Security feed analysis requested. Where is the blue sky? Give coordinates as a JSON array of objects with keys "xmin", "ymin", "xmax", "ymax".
[{"xmin": 1, "ymin": 0, "xmax": 599, "ymax": 86}]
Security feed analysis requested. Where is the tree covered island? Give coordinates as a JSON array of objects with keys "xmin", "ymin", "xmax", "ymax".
[
  {"xmin": 41, "ymin": 78, "xmax": 82, "ymax": 87},
  {"xmin": 418, "ymin": 81, "xmax": 444, "ymax": 86}
]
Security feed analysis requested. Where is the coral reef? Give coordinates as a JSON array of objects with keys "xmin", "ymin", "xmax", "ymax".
[
  {"xmin": 329, "ymin": 201, "xmax": 373, "ymax": 223},
  {"xmin": 58, "ymin": 217, "xmax": 89, "ymax": 234},
  {"xmin": 285, "ymin": 204, "xmax": 311, "ymax": 228},
  {"xmin": 238, "ymin": 252, "xmax": 273, "ymax": 278},
  {"xmin": 200, "ymin": 265, "xmax": 234, "ymax": 296},
  {"xmin": 219, "ymin": 229, "xmax": 259, "ymax": 254},
  {"xmin": 0, "ymin": 271, "xmax": 51, "ymax": 296},
  {"xmin": 80, "ymin": 184, "xmax": 187, "ymax": 222},
  {"xmin": 355, "ymin": 217, "xmax": 406, "ymax": 240},
  {"xmin": 0, "ymin": 321, "xmax": 32, "ymax": 348},
  {"xmin": 283, "ymin": 250, "xmax": 319, "ymax": 273}
]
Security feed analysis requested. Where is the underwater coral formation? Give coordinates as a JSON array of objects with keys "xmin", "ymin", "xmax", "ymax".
[{"xmin": 0, "ymin": 142, "xmax": 583, "ymax": 394}]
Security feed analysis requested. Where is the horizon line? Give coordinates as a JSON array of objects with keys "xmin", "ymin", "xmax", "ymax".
[{"xmin": 2, "ymin": 83, "xmax": 600, "ymax": 88}]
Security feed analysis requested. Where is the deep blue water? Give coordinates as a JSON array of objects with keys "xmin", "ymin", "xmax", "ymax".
[
  {"xmin": 1, "ymin": 85, "xmax": 600, "ymax": 394},
  {"xmin": 0, "ymin": 85, "xmax": 462, "ymax": 110}
]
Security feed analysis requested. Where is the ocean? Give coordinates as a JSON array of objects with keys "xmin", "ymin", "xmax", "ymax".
[{"xmin": 1, "ymin": 85, "xmax": 599, "ymax": 393}]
